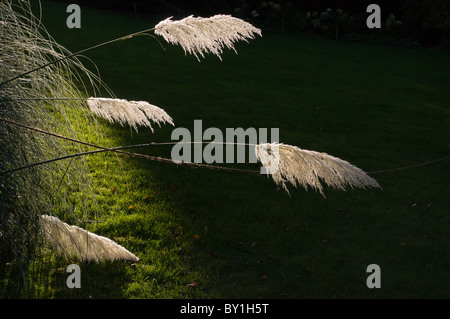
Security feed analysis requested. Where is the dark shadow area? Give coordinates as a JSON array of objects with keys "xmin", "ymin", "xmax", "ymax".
[{"xmin": 51, "ymin": 0, "xmax": 450, "ymax": 47}]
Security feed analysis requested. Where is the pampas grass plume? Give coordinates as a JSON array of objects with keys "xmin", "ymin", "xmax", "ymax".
[
  {"xmin": 256, "ymin": 143, "xmax": 381, "ymax": 196},
  {"xmin": 87, "ymin": 97, "xmax": 174, "ymax": 132},
  {"xmin": 154, "ymin": 14, "xmax": 262, "ymax": 61},
  {"xmin": 40, "ymin": 215, "xmax": 139, "ymax": 263}
]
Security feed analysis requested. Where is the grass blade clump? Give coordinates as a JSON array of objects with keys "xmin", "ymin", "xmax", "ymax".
[{"xmin": 0, "ymin": 0, "xmax": 109, "ymax": 295}]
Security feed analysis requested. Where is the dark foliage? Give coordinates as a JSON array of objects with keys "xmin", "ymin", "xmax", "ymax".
[{"xmin": 54, "ymin": 0, "xmax": 449, "ymax": 46}]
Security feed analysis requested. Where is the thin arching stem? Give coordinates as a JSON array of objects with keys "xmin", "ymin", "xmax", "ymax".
[
  {"xmin": 0, "ymin": 27, "xmax": 158, "ymax": 87},
  {"xmin": 2, "ymin": 144, "xmax": 154, "ymax": 175},
  {"xmin": 1, "ymin": 117, "xmax": 448, "ymax": 177},
  {"xmin": 1, "ymin": 97, "xmax": 87, "ymax": 102},
  {"xmin": 0, "ymin": 116, "xmax": 261, "ymax": 176}
]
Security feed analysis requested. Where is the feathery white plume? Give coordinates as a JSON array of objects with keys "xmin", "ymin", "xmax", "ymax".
[
  {"xmin": 154, "ymin": 14, "xmax": 262, "ymax": 61},
  {"xmin": 39, "ymin": 215, "xmax": 139, "ymax": 263},
  {"xmin": 256, "ymin": 143, "xmax": 381, "ymax": 196},
  {"xmin": 87, "ymin": 97, "xmax": 174, "ymax": 132}
]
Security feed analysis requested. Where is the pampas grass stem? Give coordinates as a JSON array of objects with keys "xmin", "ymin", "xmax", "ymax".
[
  {"xmin": 1, "ymin": 116, "xmax": 380, "ymax": 196},
  {"xmin": 1, "ymin": 13, "xmax": 261, "ymax": 87}
]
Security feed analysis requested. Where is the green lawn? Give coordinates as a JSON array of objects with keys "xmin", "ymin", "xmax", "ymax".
[{"xmin": 26, "ymin": 1, "xmax": 450, "ymax": 298}]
